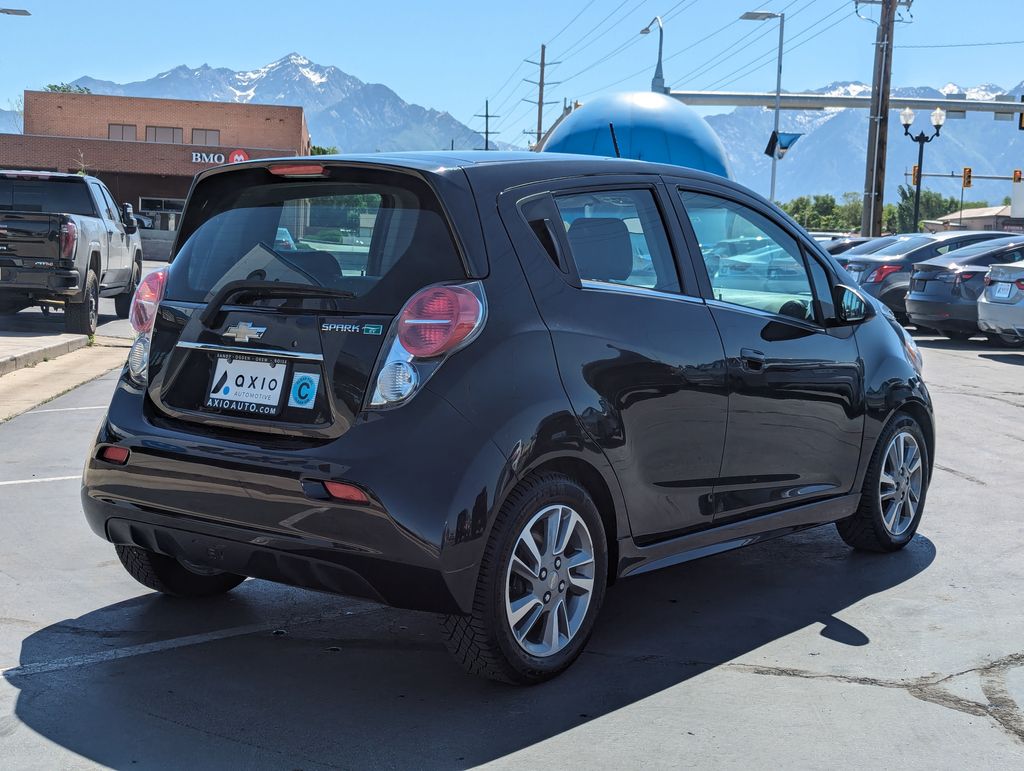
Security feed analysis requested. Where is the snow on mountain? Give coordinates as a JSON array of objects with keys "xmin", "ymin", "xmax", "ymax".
[{"xmin": 70, "ymin": 53, "xmax": 504, "ymax": 153}]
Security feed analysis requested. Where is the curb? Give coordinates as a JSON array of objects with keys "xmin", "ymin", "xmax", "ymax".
[{"xmin": 0, "ymin": 335, "xmax": 90, "ymax": 377}]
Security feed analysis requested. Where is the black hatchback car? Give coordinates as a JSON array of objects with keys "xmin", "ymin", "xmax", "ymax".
[{"xmin": 83, "ymin": 153, "xmax": 934, "ymax": 684}]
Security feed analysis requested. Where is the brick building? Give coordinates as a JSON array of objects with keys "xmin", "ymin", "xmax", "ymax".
[{"xmin": 0, "ymin": 90, "xmax": 310, "ymax": 227}]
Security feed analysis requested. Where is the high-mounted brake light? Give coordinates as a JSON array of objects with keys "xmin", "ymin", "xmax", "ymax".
[
  {"xmin": 268, "ymin": 164, "xmax": 327, "ymax": 177},
  {"xmin": 130, "ymin": 268, "xmax": 167, "ymax": 334},
  {"xmin": 366, "ymin": 281, "xmax": 487, "ymax": 409},
  {"xmin": 59, "ymin": 220, "xmax": 77, "ymax": 259},
  {"xmin": 864, "ymin": 264, "xmax": 903, "ymax": 284},
  {"xmin": 397, "ymin": 286, "xmax": 482, "ymax": 358}
]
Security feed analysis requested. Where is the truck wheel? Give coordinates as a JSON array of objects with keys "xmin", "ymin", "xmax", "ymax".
[
  {"xmin": 837, "ymin": 412, "xmax": 929, "ymax": 552},
  {"xmin": 441, "ymin": 472, "xmax": 608, "ymax": 684},
  {"xmin": 115, "ymin": 545, "xmax": 246, "ymax": 597},
  {"xmin": 65, "ymin": 269, "xmax": 99, "ymax": 335},
  {"xmin": 114, "ymin": 261, "xmax": 140, "ymax": 319}
]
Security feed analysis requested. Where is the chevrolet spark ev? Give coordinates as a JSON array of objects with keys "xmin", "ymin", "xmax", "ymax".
[{"xmin": 83, "ymin": 153, "xmax": 934, "ymax": 684}]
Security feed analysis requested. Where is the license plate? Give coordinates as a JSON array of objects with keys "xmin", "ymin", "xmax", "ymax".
[
  {"xmin": 994, "ymin": 282, "xmax": 1012, "ymax": 299},
  {"xmin": 205, "ymin": 355, "xmax": 285, "ymax": 415}
]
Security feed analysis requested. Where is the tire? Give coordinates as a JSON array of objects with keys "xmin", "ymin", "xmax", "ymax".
[
  {"xmin": 987, "ymin": 333, "xmax": 1024, "ymax": 348},
  {"xmin": 114, "ymin": 260, "xmax": 140, "ymax": 320},
  {"xmin": 65, "ymin": 269, "xmax": 99, "ymax": 335},
  {"xmin": 836, "ymin": 413, "xmax": 929, "ymax": 552},
  {"xmin": 942, "ymin": 330, "xmax": 972, "ymax": 341},
  {"xmin": 441, "ymin": 472, "xmax": 608, "ymax": 684},
  {"xmin": 115, "ymin": 544, "xmax": 246, "ymax": 597}
]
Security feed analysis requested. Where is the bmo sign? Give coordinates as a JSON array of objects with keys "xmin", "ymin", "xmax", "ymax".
[{"xmin": 190, "ymin": 148, "xmax": 251, "ymax": 165}]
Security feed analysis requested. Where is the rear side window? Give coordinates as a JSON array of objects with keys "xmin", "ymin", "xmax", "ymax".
[
  {"xmin": 166, "ymin": 167, "xmax": 466, "ymax": 312},
  {"xmin": 0, "ymin": 177, "xmax": 96, "ymax": 216},
  {"xmin": 553, "ymin": 189, "xmax": 680, "ymax": 292}
]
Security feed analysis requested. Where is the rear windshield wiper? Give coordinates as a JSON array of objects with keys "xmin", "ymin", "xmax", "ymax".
[{"xmin": 200, "ymin": 280, "xmax": 356, "ymax": 328}]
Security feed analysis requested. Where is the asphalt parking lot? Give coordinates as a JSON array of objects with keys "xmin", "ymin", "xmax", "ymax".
[{"xmin": 0, "ymin": 332, "xmax": 1022, "ymax": 769}]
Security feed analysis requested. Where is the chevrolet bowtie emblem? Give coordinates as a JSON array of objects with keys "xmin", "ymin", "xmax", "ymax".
[{"xmin": 222, "ymin": 321, "xmax": 266, "ymax": 343}]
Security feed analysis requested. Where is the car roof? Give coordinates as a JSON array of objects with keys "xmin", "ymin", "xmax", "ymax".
[{"xmin": 0, "ymin": 169, "xmax": 98, "ymax": 182}]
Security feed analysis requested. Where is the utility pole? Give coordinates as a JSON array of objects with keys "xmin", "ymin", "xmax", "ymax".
[
  {"xmin": 474, "ymin": 100, "xmax": 499, "ymax": 150},
  {"xmin": 524, "ymin": 44, "xmax": 560, "ymax": 148},
  {"xmin": 859, "ymin": 0, "xmax": 909, "ymax": 236}
]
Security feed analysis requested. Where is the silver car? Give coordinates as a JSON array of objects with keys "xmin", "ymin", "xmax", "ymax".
[{"xmin": 978, "ymin": 260, "xmax": 1024, "ymax": 341}]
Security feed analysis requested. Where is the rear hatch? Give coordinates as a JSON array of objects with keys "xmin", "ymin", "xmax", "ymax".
[
  {"xmin": 0, "ymin": 212, "xmax": 60, "ymax": 267},
  {"xmin": 986, "ymin": 262, "xmax": 1024, "ymax": 305},
  {"xmin": 910, "ymin": 257, "xmax": 960, "ymax": 298},
  {"xmin": 146, "ymin": 162, "xmax": 470, "ymax": 440}
]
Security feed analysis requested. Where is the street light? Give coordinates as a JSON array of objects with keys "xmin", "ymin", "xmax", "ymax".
[
  {"xmin": 640, "ymin": 16, "xmax": 665, "ymax": 93},
  {"xmin": 742, "ymin": 10, "xmax": 784, "ymax": 203},
  {"xmin": 901, "ymin": 106, "xmax": 946, "ymax": 231},
  {"xmin": 0, "ymin": 8, "xmax": 31, "ymax": 14}
]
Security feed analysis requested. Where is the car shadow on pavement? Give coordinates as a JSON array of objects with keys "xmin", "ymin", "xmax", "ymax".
[
  {"xmin": 4, "ymin": 526, "xmax": 935, "ymax": 769},
  {"xmin": 979, "ymin": 353, "xmax": 1024, "ymax": 365},
  {"xmin": 0, "ymin": 308, "xmax": 120, "ymax": 334}
]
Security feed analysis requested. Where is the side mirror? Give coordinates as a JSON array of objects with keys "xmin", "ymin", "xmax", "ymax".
[
  {"xmin": 832, "ymin": 284, "xmax": 874, "ymax": 325},
  {"xmin": 122, "ymin": 202, "xmax": 138, "ymax": 234}
]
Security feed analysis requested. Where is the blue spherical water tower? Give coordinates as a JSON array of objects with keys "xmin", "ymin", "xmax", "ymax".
[{"xmin": 540, "ymin": 91, "xmax": 732, "ymax": 179}]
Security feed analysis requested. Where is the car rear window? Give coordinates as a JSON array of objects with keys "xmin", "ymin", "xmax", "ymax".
[
  {"xmin": 166, "ymin": 166, "xmax": 466, "ymax": 312},
  {"xmin": 869, "ymin": 236, "xmax": 933, "ymax": 256},
  {"xmin": 0, "ymin": 177, "xmax": 96, "ymax": 216}
]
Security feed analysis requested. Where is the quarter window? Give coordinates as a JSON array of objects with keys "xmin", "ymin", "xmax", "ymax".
[
  {"xmin": 145, "ymin": 126, "xmax": 184, "ymax": 144},
  {"xmin": 554, "ymin": 189, "xmax": 680, "ymax": 293},
  {"xmin": 108, "ymin": 123, "xmax": 136, "ymax": 141},
  {"xmin": 679, "ymin": 190, "xmax": 816, "ymax": 322},
  {"xmin": 192, "ymin": 128, "xmax": 220, "ymax": 146}
]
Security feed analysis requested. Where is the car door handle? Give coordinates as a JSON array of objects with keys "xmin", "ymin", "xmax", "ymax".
[{"xmin": 740, "ymin": 347, "xmax": 766, "ymax": 371}]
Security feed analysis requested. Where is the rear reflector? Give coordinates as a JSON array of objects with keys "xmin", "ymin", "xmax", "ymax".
[
  {"xmin": 99, "ymin": 446, "xmax": 130, "ymax": 465},
  {"xmin": 268, "ymin": 163, "xmax": 326, "ymax": 177},
  {"xmin": 323, "ymin": 481, "xmax": 370, "ymax": 504}
]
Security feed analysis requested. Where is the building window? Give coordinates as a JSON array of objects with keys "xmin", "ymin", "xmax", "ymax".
[
  {"xmin": 108, "ymin": 124, "xmax": 136, "ymax": 141},
  {"xmin": 191, "ymin": 128, "xmax": 220, "ymax": 146},
  {"xmin": 145, "ymin": 126, "xmax": 184, "ymax": 144}
]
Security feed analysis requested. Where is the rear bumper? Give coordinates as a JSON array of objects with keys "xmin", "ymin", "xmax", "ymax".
[
  {"xmin": 905, "ymin": 297, "xmax": 977, "ymax": 332},
  {"xmin": 977, "ymin": 301, "xmax": 1024, "ymax": 339},
  {"xmin": 0, "ymin": 266, "xmax": 80, "ymax": 298},
  {"xmin": 82, "ymin": 378, "xmax": 511, "ymax": 614}
]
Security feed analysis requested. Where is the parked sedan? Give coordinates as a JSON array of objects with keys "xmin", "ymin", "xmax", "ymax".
[
  {"xmin": 978, "ymin": 259, "xmax": 1024, "ymax": 342},
  {"xmin": 844, "ymin": 231, "xmax": 1012, "ymax": 322},
  {"xmin": 833, "ymin": 235, "xmax": 902, "ymax": 267},
  {"xmin": 824, "ymin": 236, "xmax": 875, "ymax": 256},
  {"xmin": 906, "ymin": 236, "xmax": 1024, "ymax": 343}
]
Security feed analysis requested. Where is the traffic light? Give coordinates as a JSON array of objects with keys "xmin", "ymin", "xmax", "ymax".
[
  {"xmin": 1014, "ymin": 169, "xmax": 1022, "ymax": 184},
  {"xmin": 962, "ymin": 167, "xmax": 973, "ymax": 188},
  {"xmin": 912, "ymin": 165, "xmax": 920, "ymax": 185}
]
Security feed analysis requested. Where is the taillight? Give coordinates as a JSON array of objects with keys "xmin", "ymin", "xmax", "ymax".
[
  {"xmin": 126, "ymin": 268, "xmax": 167, "ymax": 385},
  {"xmin": 984, "ymin": 275, "xmax": 993, "ymax": 286},
  {"xmin": 397, "ymin": 285, "xmax": 481, "ymax": 358},
  {"xmin": 953, "ymin": 271, "xmax": 978, "ymax": 287},
  {"xmin": 59, "ymin": 220, "xmax": 77, "ymax": 259},
  {"xmin": 1016, "ymin": 279, "xmax": 1024, "ymax": 291},
  {"xmin": 129, "ymin": 268, "xmax": 167, "ymax": 334},
  {"xmin": 367, "ymin": 281, "xmax": 487, "ymax": 409},
  {"xmin": 864, "ymin": 264, "xmax": 903, "ymax": 283}
]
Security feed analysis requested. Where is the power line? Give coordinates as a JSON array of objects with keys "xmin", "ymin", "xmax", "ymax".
[
  {"xmin": 556, "ymin": 0, "xmax": 637, "ymax": 62},
  {"xmin": 896, "ymin": 39, "xmax": 1024, "ymax": 49},
  {"xmin": 547, "ymin": 0, "xmax": 601, "ymax": 45}
]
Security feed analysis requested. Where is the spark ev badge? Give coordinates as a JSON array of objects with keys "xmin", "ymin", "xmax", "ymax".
[
  {"xmin": 288, "ymin": 373, "xmax": 320, "ymax": 409},
  {"xmin": 320, "ymin": 322, "xmax": 384, "ymax": 335}
]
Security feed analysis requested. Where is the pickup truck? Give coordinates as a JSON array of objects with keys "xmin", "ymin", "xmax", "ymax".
[{"xmin": 0, "ymin": 171, "xmax": 144, "ymax": 334}]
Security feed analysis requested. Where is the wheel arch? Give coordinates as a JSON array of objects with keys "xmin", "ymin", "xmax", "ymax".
[{"xmin": 893, "ymin": 399, "xmax": 935, "ymax": 476}]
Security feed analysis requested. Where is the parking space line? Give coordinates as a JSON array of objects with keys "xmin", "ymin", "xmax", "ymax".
[
  {"xmin": 0, "ymin": 475, "xmax": 81, "ymax": 487},
  {"xmin": 1, "ymin": 605, "xmax": 381, "ymax": 679},
  {"xmin": 28, "ymin": 406, "xmax": 107, "ymax": 414}
]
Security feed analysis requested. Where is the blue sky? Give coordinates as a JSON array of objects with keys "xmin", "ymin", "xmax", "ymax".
[{"xmin": 1, "ymin": 0, "xmax": 1022, "ymax": 136}]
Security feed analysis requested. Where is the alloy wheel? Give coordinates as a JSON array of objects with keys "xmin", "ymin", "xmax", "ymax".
[
  {"xmin": 878, "ymin": 430, "xmax": 923, "ymax": 536},
  {"xmin": 504, "ymin": 504, "xmax": 596, "ymax": 658},
  {"xmin": 88, "ymin": 284, "xmax": 99, "ymax": 331}
]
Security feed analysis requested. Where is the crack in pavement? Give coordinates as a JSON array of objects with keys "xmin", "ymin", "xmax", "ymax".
[
  {"xmin": 928, "ymin": 384, "xmax": 1024, "ymax": 410},
  {"xmin": 934, "ymin": 463, "xmax": 986, "ymax": 486},
  {"xmin": 727, "ymin": 653, "xmax": 1024, "ymax": 746}
]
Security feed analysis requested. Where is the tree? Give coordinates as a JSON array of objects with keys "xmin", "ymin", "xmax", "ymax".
[
  {"xmin": 44, "ymin": 83, "xmax": 91, "ymax": 94},
  {"xmin": 310, "ymin": 144, "xmax": 338, "ymax": 156},
  {"xmin": 780, "ymin": 193, "xmax": 861, "ymax": 232},
  {"xmin": 893, "ymin": 185, "xmax": 990, "ymax": 232}
]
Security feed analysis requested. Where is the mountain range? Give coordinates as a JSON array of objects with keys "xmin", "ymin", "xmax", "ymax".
[
  {"xmin": 3, "ymin": 53, "xmax": 1022, "ymax": 205},
  {"xmin": 70, "ymin": 53, "xmax": 506, "ymax": 154}
]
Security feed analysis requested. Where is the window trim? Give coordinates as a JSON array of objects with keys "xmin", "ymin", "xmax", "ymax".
[
  {"xmin": 672, "ymin": 184, "xmax": 835, "ymax": 329},
  {"xmin": 192, "ymin": 128, "xmax": 221, "ymax": 146},
  {"xmin": 145, "ymin": 125, "xmax": 184, "ymax": 144},
  {"xmin": 551, "ymin": 183, "xmax": 686, "ymax": 296},
  {"xmin": 108, "ymin": 123, "xmax": 136, "ymax": 141}
]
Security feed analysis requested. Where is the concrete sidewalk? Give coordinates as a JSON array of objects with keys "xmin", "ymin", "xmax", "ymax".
[{"xmin": 0, "ymin": 331, "xmax": 89, "ymax": 377}]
